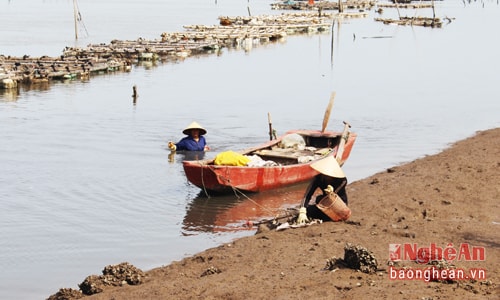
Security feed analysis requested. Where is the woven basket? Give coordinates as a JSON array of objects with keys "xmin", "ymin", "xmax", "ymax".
[{"xmin": 316, "ymin": 192, "xmax": 351, "ymax": 221}]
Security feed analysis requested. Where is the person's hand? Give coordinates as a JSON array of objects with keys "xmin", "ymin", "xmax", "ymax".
[
  {"xmin": 204, "ymin": 145, "xmax": 210, "ymax": 151},
  {"xmin": 296, "ymin": 207, "xmax": 309, "ymax": 225},
  {"xmin": 168, "ymin": 141, "xmax": 177, "ymax": 151},
  {"xmin": 324, "ymin": 185, "xmax": 334, "ymax": 195}
]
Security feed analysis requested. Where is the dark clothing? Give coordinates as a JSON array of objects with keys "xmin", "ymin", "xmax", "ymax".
[
  {"xmin": 303, "ymin": 174, "xmax": 348, "ymax": 222},
  {"xmin": 306, "ymin": 204, "xmax": 332, "ymax": 221},
  {"xmin": 303, "ymin": 174, "xmax": 348, "ymax": 206},
  {"xmin": 175, "ymin": 135, "xmax": 207, "ymax": 151}
]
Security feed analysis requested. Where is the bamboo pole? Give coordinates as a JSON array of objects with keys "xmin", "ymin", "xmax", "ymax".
[
  {"xmin": 73, "ymin": 0, "xmax": 78, "ymax": 40},
  {"xmin": 394, "ymin": 0, "xmax": 402, "ymax": 20},
  {"xmin": 431, "ymin": 0, "xmax": 436, "ymax": 26}
]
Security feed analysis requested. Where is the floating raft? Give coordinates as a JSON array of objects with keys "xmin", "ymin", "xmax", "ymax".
[
  {"xmin": 271, "ymin": 0, "xmax": 377, "ymax": 11},
  {"xmin": 1, "ymin": 2, "xmax": 447, "ymax": 91},
  {"xmin": 62, "ymin": 11, "xmax": 367, "ymax": 63},
  {"xmin": 0, "ymin": 54, "xmax": 127, "ymax": 88},
  {"xmin": 377, "ymin": 2, "xmax": 435, "ymax": 9},
  {"xmin": 1, "ymin": 12, "xmax": 349, "ymax": 90},
  {"xmin": 374, "ymin": 16, "xmax": 442, "ymax": 28},
  {"xmin": 375, "ymin": 0, "xmax": 443, "ymax": 28},
  {"xmin": 189, "ymin": 12, "xmax": 337, "ymax": 35},
  {"xmin": 68, "ymin": 13, "xmax": 339, "ymax": 61}
]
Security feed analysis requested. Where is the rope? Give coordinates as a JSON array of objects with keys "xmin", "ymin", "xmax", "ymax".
[
  {"xmin": 199, "ymin": 160, "xmax": 210, "ymax": 198},
  {"xmin": 203, "ymin": 164, "xmax": 284, "ymax": 217},
  {"xmin": 74, "ymin": 0, "xmax": 89, "ymax": 37},
  {"xmin": 231, "ymin": 186, "xmax": 276, "ymax": 216},
  {"xmin": 196, "ymin": 161, "xmax": 300, "ymax": 228}
]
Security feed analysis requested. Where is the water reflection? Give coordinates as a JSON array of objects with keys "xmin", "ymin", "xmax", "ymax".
[
  {"xmin": 0, "ymin": 81, "xmax": 55, "ymax": 101},
  {"xmin": 0, "ymin": 88, "xmax": 19, "ymax": 102},
  {"xmin": 182, "ymin": 183, "xmax": 308, "ymax": 233},
  {"xmin": 169, "ymin": 150, "xmax": 206, "ymax": 163}
]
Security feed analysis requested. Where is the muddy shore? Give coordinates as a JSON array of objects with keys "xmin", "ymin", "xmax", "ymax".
[{"xmin": 48, "ymin": 127, "xmax": 499, "ymax": 300}]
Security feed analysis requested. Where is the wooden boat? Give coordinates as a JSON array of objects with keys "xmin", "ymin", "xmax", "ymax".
[{"xmin": 182, "ymin": 122, "xmax": 356, "ymax": 194}]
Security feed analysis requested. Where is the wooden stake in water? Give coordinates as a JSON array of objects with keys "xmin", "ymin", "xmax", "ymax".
[{"xmin": 132, "ymin": 85, "xmax": 138, "ymax": 104}]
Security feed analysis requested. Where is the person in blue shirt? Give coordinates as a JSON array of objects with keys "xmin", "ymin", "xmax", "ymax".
[{"xmin": 168, "ymin": 121, "xmax": 210, "ymax": 151}]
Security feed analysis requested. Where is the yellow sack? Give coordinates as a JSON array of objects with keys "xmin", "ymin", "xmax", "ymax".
[{"xmin": 214, "ymin": 151, "xmax": 250, "ymax": 166}]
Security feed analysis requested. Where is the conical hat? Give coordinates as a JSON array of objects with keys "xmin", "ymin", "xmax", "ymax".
[
  {"xmin": 310, "ymin": 155, "xmax": 345, "ymax": 178},
  {"xmin": 182, "ymin": 121, "xmax": 207, "ymax": 135}
]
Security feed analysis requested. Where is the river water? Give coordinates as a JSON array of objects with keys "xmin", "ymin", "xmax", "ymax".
[{"xmin": 1, "ymin": 0, "xmax": 499, "ymax": 299}]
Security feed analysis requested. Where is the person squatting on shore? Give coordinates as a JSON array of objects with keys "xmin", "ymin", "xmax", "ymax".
[
  {"xmin": 299, "ymin": 155, "xmax": 348, "ymax": 222},
  {"xmin": 168, "ymin": 121, "xmax": 210, "ymax": 151}
]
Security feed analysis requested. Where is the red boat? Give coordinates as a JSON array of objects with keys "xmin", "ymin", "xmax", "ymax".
[{"xmin": 182, "ymin": 122, "xmax": 356, "ymax": 194}]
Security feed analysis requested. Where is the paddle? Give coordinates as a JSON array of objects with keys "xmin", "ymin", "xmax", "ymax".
[{"xmin": 321, "ymin": 91, "xmax": 336, "ymax": 133}]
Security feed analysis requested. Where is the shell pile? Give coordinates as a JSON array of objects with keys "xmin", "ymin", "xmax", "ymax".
[
  {"xmin": 343, "ymin": 243, "xmax": 378, "ymax": 274},
  {"xmin": 46, "ymin": 288, "xmax": 83, "ymax": 300},
  {"xmin": 324, "ymin": 256, "xmax": 344, "ymax": 271},
  {"xmin": 77, "ymin": 262, "xmax": 145, "ymax": 295},
  {"xmin": 325, "ymin": 243, "xmax": 378, "ymax": 273},
  {"xmin": 201, "ymin": 266, "xmax": 222, "ymax": 277}
]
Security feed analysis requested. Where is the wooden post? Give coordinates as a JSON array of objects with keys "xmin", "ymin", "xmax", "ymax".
[
  {"xmin": 132, "ymin": 85, "xmax": 138, "ymax": 104},
  {"xmin": 268, "ymin": 112, "xmax": 273, "ymax": 141}
]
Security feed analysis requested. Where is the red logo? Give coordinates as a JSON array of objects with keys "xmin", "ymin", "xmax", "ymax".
[{"xmin": 389, "ymin": 243, "xmax": 485, "ymax": 264}]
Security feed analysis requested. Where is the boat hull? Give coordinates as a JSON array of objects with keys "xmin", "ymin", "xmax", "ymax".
[
  {"xmin": 183, "ymin": 160, "xmax": 321, "ymax": 193},
  {"xmin": 182, "ymin": 129, "xmax": 356, "ymax": 194}
]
